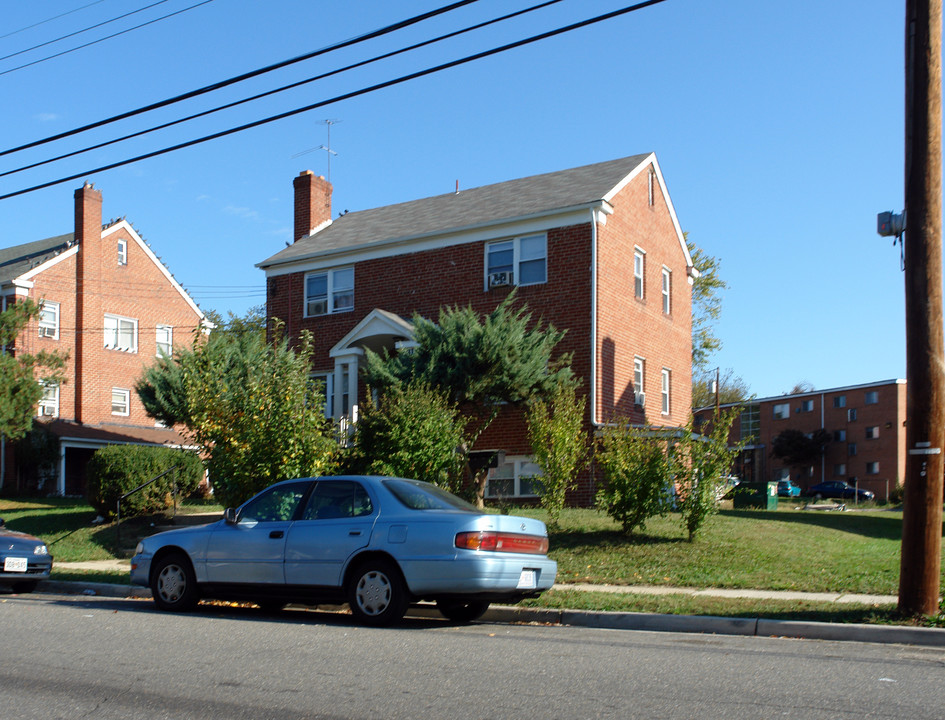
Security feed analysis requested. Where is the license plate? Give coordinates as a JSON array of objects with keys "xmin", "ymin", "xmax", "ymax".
[
  {"xmin": 517, "ymin": 569, "xmax": 537, "ymax": 589},
  {"xmin": 4, "ymin": 557, "xmax": 27, "ymax": 573}
]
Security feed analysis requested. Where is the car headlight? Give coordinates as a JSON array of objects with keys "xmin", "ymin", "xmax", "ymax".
[
  {"xmin": 33, "ymin": 545, "xmax": 48, "ymax": 556},
  {"xmin": 134, "ymin": 542, "xmax": 144, "ymax": 556}
]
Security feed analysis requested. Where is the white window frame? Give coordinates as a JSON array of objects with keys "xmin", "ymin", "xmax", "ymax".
[
  {"xmin": 111, "ymin": 388, "xmax": 131, "ymax": 416},
  {"xmin": 833, "ymin": 395, "xmax": 846, "ymax": 408},
  {"xmin": 104, "ymin": 314, "xmax": 137, "ymax": 352},
  {"xmin": 38, "ymin": 382, "xmax": 59, "ymax": 417},
  {"xmin": 634, "ymin": 356, "xmax": 645, "ymax": 398},
  {"xmin": 304, "ymin": 267, "xmax": 354, "ymax": 317},
  {"xmin": 661, "ymin": 267, "xmax": 671, "ymax": 314},
  {"xmin": 117, "ymin": 238, "xmax": 128, "ymax": 266},
  {"xmin": 773, "ymin": 402, "xmax": 789, "ymax": 420},
  {"xmin": 801, "ymin": 399, "xmax": 814, "ymax": 412},
  {"xmin": 866, "ymin": 426, "xmax": 880, "ymax": 440},
  {"xmin": 661, "ymin": 368, "xmax": 671, "ymax": 415},
  {"xmin": 485, "ymin": 457, "xmax": 543, "ymax": 499},
  {"xmin": 633, "ymin": 247, "xmax": 645, "ymax": 299},
  {"xmin": 156, "ymin": 324, "xmax": 173, "ymax": 357},
  {"xmin": 38, "ymin": 300, "xmax": 59, "ymax": 339},
  {"xmin": 484, "ymin": 234, "xmax": 547, "ymax": 289}
]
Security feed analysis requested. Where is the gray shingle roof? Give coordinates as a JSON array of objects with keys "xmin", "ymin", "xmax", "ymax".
[
  {"xmin": 259, "ymin": 154, "xmax": 652, "ymax": 269},
  {"xmin": 0, "ymin": 233, "xmax": 74, "ymax": 285}
]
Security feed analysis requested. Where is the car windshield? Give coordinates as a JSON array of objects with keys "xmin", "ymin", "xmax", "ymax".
[{"xmin": 383, "ymin": 478, "xmax": 478, "ymax": 512}]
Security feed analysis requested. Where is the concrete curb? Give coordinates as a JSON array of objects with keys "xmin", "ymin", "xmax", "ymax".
[{"xmin": 31, "ymin": 580, "xmax": 945, "ymax": 647}]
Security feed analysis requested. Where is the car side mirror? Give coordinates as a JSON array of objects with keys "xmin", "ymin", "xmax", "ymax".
[{"xmin": 224, "ymin": 508, "xmax": 238, "ymax": 524}]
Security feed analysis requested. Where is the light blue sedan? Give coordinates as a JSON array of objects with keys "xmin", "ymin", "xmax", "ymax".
[{"xmin": 131, "ymin": 476, "xmax": 557, "ymax": 625}]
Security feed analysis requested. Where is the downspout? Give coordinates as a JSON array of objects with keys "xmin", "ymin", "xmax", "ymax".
[{"xmin": 590, "ymin": 208, "xmax": 599, "ymax": 427}]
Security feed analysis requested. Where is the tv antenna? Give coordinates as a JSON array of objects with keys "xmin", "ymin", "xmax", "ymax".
[{"xmin": 291, "ymin": 119, "xmax": 340, "ymax": 183}]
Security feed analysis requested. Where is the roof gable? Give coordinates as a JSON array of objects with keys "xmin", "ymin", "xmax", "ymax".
[{"xmin": 0, "ymin": 234, "xmax": 75, "ymax": 286}]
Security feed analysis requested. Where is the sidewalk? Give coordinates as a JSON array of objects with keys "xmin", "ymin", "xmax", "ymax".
[{"xmin": 43, "ymin": 560, "xmax": 945, "ymax": 648}]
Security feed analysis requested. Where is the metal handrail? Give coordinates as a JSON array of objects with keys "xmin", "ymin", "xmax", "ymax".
[{"xmin": 115, "ymin": 465, "xmax": 180, "ymax": 551}]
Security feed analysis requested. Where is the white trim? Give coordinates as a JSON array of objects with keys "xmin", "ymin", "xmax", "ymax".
[
  {"xmin": 329, "ymin": 308, "xmax": 414, "ymax": 359},
  {"xmin": 111, "ymin": 387, "xmax": 131, "ymax": 416},
  {"xmin": 590, "ymin": 208, "xmax": 600, "ymax": 425}
]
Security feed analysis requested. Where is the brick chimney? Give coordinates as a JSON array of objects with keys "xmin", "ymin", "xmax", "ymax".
[
  {"xmin": 74, "ymin": 182, "xmax": 103, "ymax": 425},
  {"xmin": 293, "ymin": 170, "xmax": 332, "ymax": 242}
]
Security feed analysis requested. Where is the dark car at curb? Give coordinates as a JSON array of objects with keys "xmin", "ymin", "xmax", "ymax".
[
  {"xmin": 131, "ymin": 476, "xmax": 557, "ymax": 626},
  {"xmin": 806, "ymin": 481, "xmax": 875, "ymax": 502},
  {"xmin": 0, "ymin": 518, "xmax": 53, "ymax": 593}
]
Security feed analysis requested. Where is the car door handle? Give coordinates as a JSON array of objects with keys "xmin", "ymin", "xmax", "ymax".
[
  {"xmin": 269, "ymin": 530, "xmax": 284, "ymax": 539},
  {"xmin": 349, "ymin": 530, "xmax": 362, "ymax": 536}
]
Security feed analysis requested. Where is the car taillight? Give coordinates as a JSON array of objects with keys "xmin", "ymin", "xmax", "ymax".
[{"xmin": 455, "ymin": 531, "xmax": 549, "ymax": 555}]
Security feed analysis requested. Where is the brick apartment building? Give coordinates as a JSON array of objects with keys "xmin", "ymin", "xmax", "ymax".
[
  {"xmin": 258, "ymin": 154, "xmax": 696, "ymax": 504},
  {"xmin": 0, "ymin": 183, "xmax": 210, "ymax": 496},
  {"xmin": 694, "ymin": 379, "xmax": 907, "ymax": 501}
]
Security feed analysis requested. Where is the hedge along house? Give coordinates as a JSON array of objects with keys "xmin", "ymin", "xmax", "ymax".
[
  {"xmin": 0, "ymin": 183, "xmax": 211, "ymax": 496},
  {"xmin": 258, "ymin": 155, "xmax": 696, "ymax": 505}
]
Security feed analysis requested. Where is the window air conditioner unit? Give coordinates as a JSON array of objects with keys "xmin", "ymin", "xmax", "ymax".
[
  {"xmin": 39, "ymin": 326, "xmax": 56, "ymax": 338},
  {"xmin": 40, "ymin": 406, "xmax": 55, "ymax": 416},
  {"xmin": 488, "ymin": 271, "xmax": 513, "ymax": 288},
  {"xmin": 634, "ymin": 392, "xmax": 646, "ymax": 406}
]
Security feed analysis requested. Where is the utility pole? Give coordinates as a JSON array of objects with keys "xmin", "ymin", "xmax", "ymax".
[{"xmin": 899, "ymin": 0, "xmax": 943, "ymax": 617}]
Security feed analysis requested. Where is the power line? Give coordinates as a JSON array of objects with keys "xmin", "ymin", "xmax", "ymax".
[
  {"xmin": 0, "ymin": 0, "xmax": 482, "ymax": 156},
  {"xmin": 0, "ymin": 0, "xmax": 172, "ymax": 64},
  {"xmin": 0, "ymin": 0, "xmax": 216, "ymax": 78},
  {"xmin": 0, "ymin": 0, "xmax": 108, "ymax": 41},
  {"xmin": 0, "ymin": 0, "xmax": 564, "ymax": 180},
  {"xmin": 0, "ymin": 0, "xmax": 669, "ymax": 202}
]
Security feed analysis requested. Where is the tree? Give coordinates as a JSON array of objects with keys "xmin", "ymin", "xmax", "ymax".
[
  {"xmin": 136, "ymin": 322, "xmax": 337, "ymax": 508},
  {"xmin": 350, "ymin": 380, "xmax": 468, "ymax": 495},
  {"xmin": 771, "ymin": 428, "xmax": 831, "ymax": 469},
  {"xmin": 526, "ymin": 381, "xmax": 589, "ymax": 527},
  {"xmin": 788, "ymin": 380, "xmax": 815, "ymax": 394},
  {"xmin": 687, "ymin": 235, "xmax": 728, "ymax": 374},
  {"xmin": 0, "ymin": 299, "xmax": 67, "ymax": 441},
  {"xmin": 673, "ymin": 409, "xmax": 744, "ymax": 542},
  {"xmin": 596, "ymin": 422, "xmax": 673, "ymax": 536},
  {"xmin": 363, "ymin": 292, "xmax": 572, "ymax": 506},
  {"xmin": 691, "ymin": 368, "xmax": 752, "ymax": 409}
]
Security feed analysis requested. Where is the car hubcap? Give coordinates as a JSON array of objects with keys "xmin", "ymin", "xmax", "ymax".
[
  {"xmin": 356, "ymin": 570, "xmax": 391, "ymax": 616},
  {"xmin": 158, "ymin": 564, "xmax": 185, "ymax": 603}
]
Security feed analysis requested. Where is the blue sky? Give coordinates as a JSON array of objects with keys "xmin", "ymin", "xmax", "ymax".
[{"xmin": 0, "ymin": 0, "xmax": 915, "ymax": 398}]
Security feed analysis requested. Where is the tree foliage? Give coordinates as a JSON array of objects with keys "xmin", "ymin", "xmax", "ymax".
[
  {"xmin": 526, "ymin": 381, "xmax": 589, "ymax": 527},
  {"xmin": 691, "ymin": 368, "xmax": 752, "ymax": 409},
  {"xmin": 596, "ymin": 422, "xmax": 673, "ymax": 536},
  {"xmin": 687, "ymin": 235, "xmax": 728, "ymax": 374},
  {"xmin": 771, "ymin": 428, "xmax": 831, "ymax": 468},
  {"xmin": 350, "ymin": 380, "xmax": 468, "ymax": 495},
  {"xmin": 136, "ymin": 321, "xmax": 337, "ymax": 508},
  {"xmin": 0, "ymin": 299, "xmax": 67, "ymax": 440}
]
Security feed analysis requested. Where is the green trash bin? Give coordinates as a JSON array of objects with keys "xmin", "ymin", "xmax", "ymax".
[{"xmin": 732, "ymin": 481, "xmax": 779, "ymax": 510}]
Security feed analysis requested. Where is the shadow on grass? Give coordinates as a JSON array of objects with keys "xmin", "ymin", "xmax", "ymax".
[
  {"xmin": 718, "ymin": 508, "xmax": 934, "ymax": 541},
  {"xmin": 550, "ymin": 527, "xmax": 686, "ymax": 551}
]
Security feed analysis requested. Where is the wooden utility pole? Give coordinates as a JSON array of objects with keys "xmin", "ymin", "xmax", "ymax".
[{"xmin": 899, "ymin": 0, "xmax": 944, "ymax": 617}]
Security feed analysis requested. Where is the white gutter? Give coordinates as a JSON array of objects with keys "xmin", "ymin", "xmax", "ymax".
[{"xmin": 590, "ymin": 208, "xmax": 599, "ymax": 426}]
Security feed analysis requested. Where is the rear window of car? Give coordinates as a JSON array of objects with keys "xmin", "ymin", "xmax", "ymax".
[{"xmin": 383, "ymin": 478, "xmax": 478, "ymax": 512}]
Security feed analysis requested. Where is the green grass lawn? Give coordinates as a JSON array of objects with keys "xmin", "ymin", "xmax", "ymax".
[{"xmin": 2, "ymin": 497, "xmax": 942, "ymax": 625}]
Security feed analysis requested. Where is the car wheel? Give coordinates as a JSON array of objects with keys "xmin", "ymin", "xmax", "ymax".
[
  {"xmin": 151, "ymin": 552, "xmax": 199, "ymax": 612},
  {"xmin": 436, "ymin": 599, "xmax": 490, "ymax": 623},
  {"xmin": 347, "ymin": 559, "xmax": 408, "ymax": 627},
  {"xmin": 11, "ymin": 580, "xmax": 37, "ymax": 594}
]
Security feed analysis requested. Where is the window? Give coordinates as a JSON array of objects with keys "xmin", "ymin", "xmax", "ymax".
[
  {"xmin": 111, "ymin": 388, "xmax": 130, "ymax": 416},
  {"xmin": 773, "ymin": 403, "xmax": 790, "ymax": 420},
  {"xmin": 865, "ymin": 390, "xmax": 879, "ymax": 405},
  {"xmin": 834, "ymin": 463, "xmax": 847, "ymax": 476},
  {"xmin": 634, "ymin": 357, "xmax": 645, "ymax": 402},
  {"xmin": 485, "ymin": 235, "xmax": 546, "ymax": 288},
  {"xmin": 647, "ymin": 168, "xmax": 655, "ymax": 206},
  {"xmin": 633, "ymin": 248, "xmax": 645, "ymax": 299},
  {"xmin": 661, "ymin": 267, "xmax": 671, "ymax": 314},
  {"xmin": 801, "ymin": 399, "xmax": 814, "ymax": 412},
  {"xmin": 311, "ymin": 372, "xmax": 334, "ymax": 418},
  {"xmin": 38, "ymin": 301, "xmax": 59, "ymax": 339},
  {"xmin": 833, "ymin": 395, "xmax": 846, "ymax": 408},
  {"xmin": 833, "ymin": 429, "xmax": 847, "ymax": 442},
  {"xmin": 302, "ymin": 480, "xmax": 373, "ymax": 520},
  {"xmin": 304, "ymin": 267, "xmax": 354, "ymax": 317},
  {"xmin": 104, "ymin": 314, "xmax": 137, "ymax": 352},
  {"xmin": 239, "ymin": 481, "xmax": 310, "ymax": 523},
  {"xmin": 847, "ymin": 408, "xmax": 857, "ymax": 422},
  {"xmin": 866, "ymin": 461, "xmax": 880, "ymax": 475},
  {"xmin": 39, "ymin": 383, "xmax": 59, "ymax": 417},
  {"xmin": 117, "ymin": 238, "xmax": 127, "ymax": 266},
  {"xmin": 866, "ymin": 426, "xmax": 880, "ymax": 440},
  {"xmin": 848, "ymin": 443, "xmax": 857, "ymax": 456},
  {"xmin": 486, "ymin": 458, "xmax": 542, "ymax": 498},
  {"xmin": 155, "ymin": 325, "xmax": 172, "ymax": 357},
  {"xmin": 740, "ymin": 405, "xmax": 760, "ymax": 443},
  {"xmin": 661, "ymin": 368, "xmax": 671, "ymax": 415}
]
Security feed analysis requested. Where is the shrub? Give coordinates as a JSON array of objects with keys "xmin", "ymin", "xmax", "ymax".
[{"xmin": 86, "ymin": 445, "xmax": 205, "ymax": 520}]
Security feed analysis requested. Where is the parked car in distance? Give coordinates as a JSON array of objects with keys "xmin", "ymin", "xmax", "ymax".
[
  {"xmin": 0, "ymin": 518, "xmax": 53, "ymax": 593},
  {"xmin": 806, "ymin": 481, "xmax": 875, "ymax": 502},
  {"xmin": 131, "ymin": 476, "xmax": 557, "ymax": 626},
  {"xmin": 777, "ymin": 480, "xmax": 802, "ymax": 498}
]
